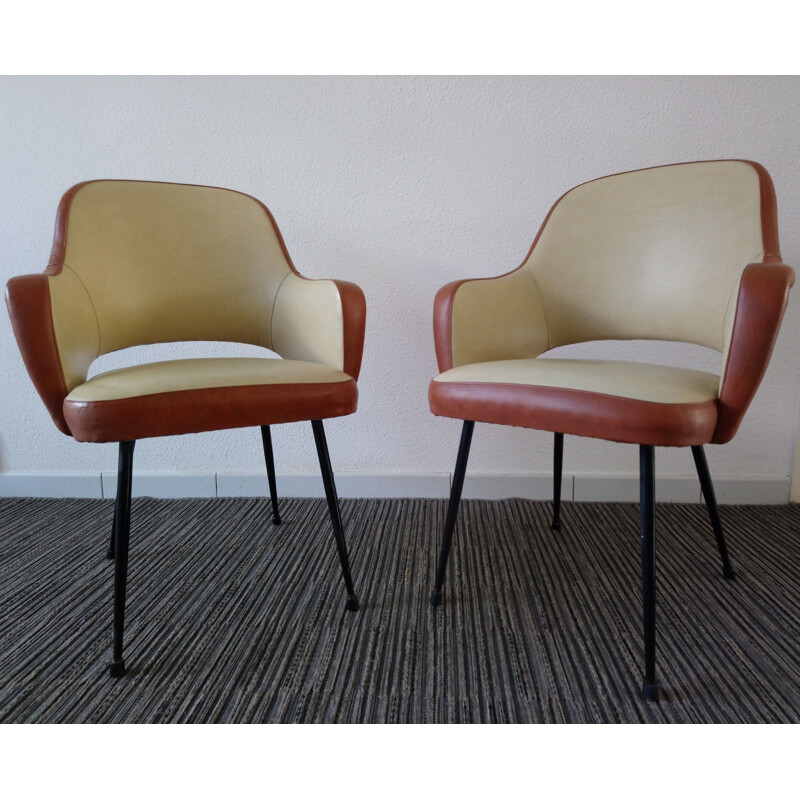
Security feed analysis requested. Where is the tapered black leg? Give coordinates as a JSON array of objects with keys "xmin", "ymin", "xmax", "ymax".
[
  {"xmin": 692, "ymin": 445, "xmax": 735, "ymax": 580},
  {"xmin": 311, "ymin": 420, "xmax": 359, "ymax": 612},
  {"xmin": 552, "ymin": 432, "xmax": 564, "ymax": 532},
  {"xmin": 640, "ymin": 444, "xmax": 660, "ymax": 701},
  {"xmin": 430, "ymin": 420, "xmax": 475, "ymax": 606},
  {"xmin": 106, "ymin": 505, "xmax": 117, "ymax": 560},
  {"xmin": 110, "ymin": 440, "xmax": 135, "ymax": 678},
  {"xmin": 260, "ymin": 425, "xmax": 282, "ymax": 525}
]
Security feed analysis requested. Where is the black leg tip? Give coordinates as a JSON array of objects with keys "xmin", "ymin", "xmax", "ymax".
[
  {"xmin": 723, "ymin": 566, "xmax": 736, "ymax": 580},
  {"xmin": 106, "ymin": 548, "xmax": 115, "ymax": 561},
  {"xmin": 345, "ymin": 596, "xmax": 360, "ymax": 612},
  {"xmin": 551, "ymin": 521, "xmax": 562, "ymax": 533},
  {"xmin": 272, "ymin": 515, "xmax": 282, "ymax": 526},
  {"xmin": 641, "ymin": 679, "xmax": 660, "ymax": 702},
  {"xmin": 429, "ymin": 590, "xmax": 443, "ymax": 607},
  {"xmin": 109, "ymin": 659, "xmax": 126, "ymax": 678}
]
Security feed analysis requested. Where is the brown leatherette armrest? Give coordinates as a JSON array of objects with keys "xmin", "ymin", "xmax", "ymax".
[
  {"xmin": 713, "ymin": 261, "xmax": 795, "ymax": 444},
  {"xmin": 433, "ymin": 279, "xmax": 466, "ymax": 373},
  {"xmin": 331, "ymin": 279, "xmax": 367, "ymax": 381},
  {"xmin": 5, "ymin": 270, "xmax": 72, "ymax": 435},
  {"xmin": 433, "ymin": 268, "xmax": 548, "ymax": 373}
]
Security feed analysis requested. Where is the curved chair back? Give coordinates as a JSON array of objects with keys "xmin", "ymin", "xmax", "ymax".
[
  {"xmin": 49, "ymin": 180, "xmax": 294, "ymax": 355},
  {"xmin": 525, "ymin": 160, "xmax": 778, "ymax": 352},
  {"xmin": 6, "ymin": 180, "xmax": 303, "ymax": 433}
]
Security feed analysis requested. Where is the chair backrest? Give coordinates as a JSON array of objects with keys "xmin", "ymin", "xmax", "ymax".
[
  {"xmin": 524, "ymin": 160, "xmax": 778, "ymax": 352},
  {"xmin": 5, "ymin": 180, "xmax": 301, "ymax": 434},
  {"xmin": 49, "ymin": 180, "xmax": 294, "ymax": 355}
]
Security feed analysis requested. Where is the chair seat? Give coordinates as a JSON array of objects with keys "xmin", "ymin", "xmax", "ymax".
[
  {"xmin": 429, "ymin": 358, "xmax": 720, "ymax": 446},
  {"xmin": 64, "ymin": 357, "xmax": 357, "ymax": 442}
]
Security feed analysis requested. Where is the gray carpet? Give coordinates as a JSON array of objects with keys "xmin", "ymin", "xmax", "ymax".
[{"xmin": 0, "ymin": 496, "xmax": 798, "ymax": 723}]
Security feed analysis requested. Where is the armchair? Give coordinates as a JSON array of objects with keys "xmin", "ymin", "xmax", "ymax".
[
  {"xmin": 6, "ymin": 179, "xmax": 366, "ymax": 677},
  {"xmin": 428, "ymin": 160, "xmax": 794, "ymax": 701}
]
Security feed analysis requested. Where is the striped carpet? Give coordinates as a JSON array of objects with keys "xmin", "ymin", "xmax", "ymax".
[{"xmin": 0, "ymin": 496, "xmax": 798, "ymax": 723}]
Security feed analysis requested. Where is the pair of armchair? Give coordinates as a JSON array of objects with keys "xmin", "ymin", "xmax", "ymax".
[{"xmin": 6, "ymin": 160, "xmax": 794, "ymax": 702}]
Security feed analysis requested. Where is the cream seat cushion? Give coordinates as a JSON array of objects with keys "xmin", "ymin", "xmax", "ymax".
[
  {"xmin": 63, "ymin": 357, "xmax": 357, "ymax": 443},
  {"xmin": 433, "ymin": 358, "xmax": 720, "ymax": 404},
  {"xmin": 68, "ymin": 357, "xmax": 351, "ymax": 402},
  {"xmin": 429, "ymin": 358, "xmax": 720, "ymax": 446}
]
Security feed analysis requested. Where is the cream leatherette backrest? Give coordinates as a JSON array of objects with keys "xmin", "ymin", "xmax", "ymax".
[
  {"xmin": 525, "ymin": 161, "xmax": 768, "ymax": 352},
  {"xmin": 48, "ymin": 180, "xmax": 294, "ymax": 390}
]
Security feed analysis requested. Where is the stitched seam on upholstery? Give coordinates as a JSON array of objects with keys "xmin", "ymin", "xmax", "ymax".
[
  {"xmin": 434, "ymin": 381, "xmax": 718, "ymax": 406},
  {"xmin": 718, "ymin": 298, "xmax": 743, "ymax": 406},
  {"xmin": 263, "ymin": 270, "xmax": 292, "ymax": 352},
  {"xmin": 524, "ymin": 268, "xmax": 551, "ymax": 352},
  {"xmin": 448, "ymin": 285, "xmax": 457, "ymax": 367},
  {"xmin": 719, "ymin": 250, "xmax": 770, "ymax": 388},
  {"xmin": 751, "ymin": 161, "xmax": 781, "ymax": 258},
  {"xmin": 62, "ymin": 263, "xmax": 102, "ymax": 358},
  {"xmin": 39, "ymin": 276, "xmax": 70, "ymax": 416},
  {"xmin": 719, "ymin": 266, "xmax": 747, "ymax": 352},
  {"xmin": 719, "ymin": 252, "xmax": 763, "ymax": 389},
  {"xmin": 332, "ymin": 280, "xmax": 346, "ymax": 373},
  {"xmin": 447, "ymin": 279, "xmax": 468, "ymax": 369}
]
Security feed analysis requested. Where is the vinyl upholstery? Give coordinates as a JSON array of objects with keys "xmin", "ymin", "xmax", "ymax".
[
  {"xmin": 6, "ymin": 180, "xmax": 366, "ymax": 442},
  {"xmin": 431, "ymin": 161, "xmax": 794, "ymax": 446}
]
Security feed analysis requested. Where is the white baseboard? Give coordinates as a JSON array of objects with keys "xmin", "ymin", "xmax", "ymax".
[
  {"xmin": 0, "ymin": 471, "xmax": 790, "ymax": 504},
  {"xmin": 709, "ymin": 477, "xmax": 791, "ymax": 505},
  {"xmin": 461, "ymin": 473, "xmax": 573, "ymax": 501},
  {"xmin": 100, "ymin": 472, "xmax": 217, "ymax": 499},
  {"xmin": 216, "ymin": 472, "xmax": 451, "ymax": 499},
  {"xmin": 572, "ymin": 474, "xmax": 701, "ymax": 503},
  {"xmin": 0, "ymin": 473, "xmax": 103, "ymax": 498}
]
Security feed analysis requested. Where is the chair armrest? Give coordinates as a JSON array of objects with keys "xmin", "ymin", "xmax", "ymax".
[
  {"xmin": 6, "ymin": 265, "xmax": 100, "ymax": 436},
  {"xmin": 433, "ymin": 267, "xmax": 550, "ymax": 372},
  {"xmin": 713, "ymin": 261, "xmax": 795, "ymax": 444},
  {"xmin": 270, "ymin": 272, "xmax": 366, "ymax": 381}
]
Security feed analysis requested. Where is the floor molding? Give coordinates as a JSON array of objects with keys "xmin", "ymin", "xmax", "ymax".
[
  {"xmin": 0, "ymin": 473, "xmax": 104, "ymax": 499},
  {"xmin": 216, "ymin": 472, "xmax": 452, "ymax": 499}
]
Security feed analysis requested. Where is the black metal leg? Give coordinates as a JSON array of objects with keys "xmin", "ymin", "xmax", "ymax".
[
  {"xmin": 110, "ymin": 440, "xmax": 135, "ymax": 678},
  {"xmin": 311, "ymin": 420, "xmax": 359, "ymax": 612},
  {"xmin": 640, "ymin": 444, "xmax": 660, "ymax": 702},
  {"xmin": 106, "ymin": 504, "xmax": 117, "ymax": 560},
  {"xmin": 552, "ymin": 432, "xmax": 564, "ymax": 532},
  {"xmin": 260, "ymin": 425, "xmax": 282, "ymax": 525},
  {"xmin": 430, "ymin": 420, "xmax": 475, "ymax": 606},
  {"xmin": 692, "ymin": 445, "xmax": 735, "ymax": 580}
]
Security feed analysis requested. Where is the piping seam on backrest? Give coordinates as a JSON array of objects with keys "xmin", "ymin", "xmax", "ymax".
[
  {"xmin": 265, "ymin": 270, "xmax": 292, "ymax": 353},
  {"xmin": 62, "ymin": 262, "xmax": 102, "ymax": 359},
  {"xmin": 523, "ymin": 267, "xmax": 551, "ymax": 353}
]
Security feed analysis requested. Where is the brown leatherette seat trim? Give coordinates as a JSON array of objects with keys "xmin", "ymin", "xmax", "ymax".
[
  {"xmin": 429, "ymin": 380, "xmax": 718, "ymax": 447},
  {"xmin": 5, "ymin": 272, "xmax": 72, "ymax": 435},
  {"xmin": 713, "ymin": 261, "xmax": 795, "ymax": 444},
  {"xmin": 63, "ymin": 380, "xmax": 358, "ymax": 443}
]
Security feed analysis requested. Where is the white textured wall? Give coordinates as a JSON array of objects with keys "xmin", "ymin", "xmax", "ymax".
[{"xmin": 1, "ymin": 76, "xmax": 799, "ymax": 487}]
